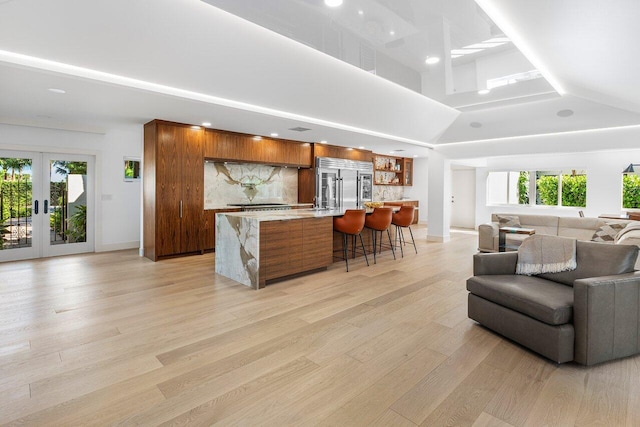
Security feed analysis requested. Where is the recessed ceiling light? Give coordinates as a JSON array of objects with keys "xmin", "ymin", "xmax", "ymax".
[
  {"xmin": 470, "ymin": 122, "xmax": 483, "ymax": 128},
  {"xmin": 389, "ymin": 30, "xmax": 395, "ymax": 36},
  {"xmin": 358, "ymin": 146, "xmax": 365, "ymax": 149},
  {"xmin": 358, "ymin": 10, "xmax": 364, "ymax": 15},
  {"xmin": 557, "ymin": 109, "xmax": 574, "ymax": 117},
  {"xmin": 413, "ymin": 155, "xmax": 418, "ymax": 158},
  {"xmin": 320, "ymin": 140, "xmax": 328, "ymax": 144},
  {"xmin": 253, "ymin": 136, "xmax": 262, "ymax": 140},
  {"xmin": 202, "ymin": 122, "xmax": 211, "ymax": 127},
  {"xmin": 270, "ymin": 132, "xmax": 279, "ymax": 137},
  {"xmin": 324, "ymin": 0, "xmax": 343, "ymax": 7},
  {"xmin": 48, "ymin": 88, "xmax": 65, "ymax": 94},
  {"xmin": 425, "ymin": 56, "xmax": 440, "ymax": 65},
  {"xmin": 191, "ymin": 125, "xmax": 201, "ymax": 130},
  {"xmin": 478, "ymin": 89, "xmax": 490, "ymax": 95}
]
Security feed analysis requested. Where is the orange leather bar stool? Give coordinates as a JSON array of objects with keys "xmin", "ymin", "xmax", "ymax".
[
  {"xmin": 364, "ymin": 207, "xmax": 396, "ymax": 264},
  {"xmin": 333, "ymin": 209, "xmax": 369, "ymax": 272},
  {"xmin": 392, "ymin": 205, "xmax": 417, "ymax": 257}
]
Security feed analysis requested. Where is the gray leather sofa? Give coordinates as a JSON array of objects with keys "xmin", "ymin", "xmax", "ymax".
[{"xmin": 467, "ymin": 241, "xmax": 640, "ymax": 365}]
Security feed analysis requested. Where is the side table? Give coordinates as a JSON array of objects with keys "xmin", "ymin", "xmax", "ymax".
[{"xmin": 499, "ymin": 227, "xmax": 536, "ymax": 252}]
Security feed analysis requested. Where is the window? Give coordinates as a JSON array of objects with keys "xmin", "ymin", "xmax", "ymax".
[
  {"xmin": 623, "ymin": 173, "xmax": 640, "ymax": 209},
  {"xmin": 487, "ymin": 169, "xmax": 586, "ymax": 207}
]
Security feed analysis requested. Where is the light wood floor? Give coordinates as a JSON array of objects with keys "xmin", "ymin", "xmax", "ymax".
[{"xmin": 1, "ymin": 226, "xmax": 638, "ymax": 426}]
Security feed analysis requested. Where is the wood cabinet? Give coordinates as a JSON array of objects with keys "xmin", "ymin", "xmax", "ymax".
[
  {"xmin": 403, "ymin": 158, "xmax": 413, "ymax": 186},
  {"xmin": 313, "ymin": 144, "xmax": 372, "ymax": 162},
  {"xmin": 204, "ymin": 129, "xmax": 312, "ymax": 167},
  {"xmin": 258, "ymin": 217, "xmax": 333, "ymax": 287},
  {"xmin": 373, "ymin": 155, "xmax": 413, "ymax": 186},
  {"xmin": 144, "ymin": 120, "xmax": 204, "ymax": 261}
]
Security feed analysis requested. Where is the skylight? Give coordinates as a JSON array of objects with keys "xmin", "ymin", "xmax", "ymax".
[
  {"xmin": 486, "ymin": 69, "xmax": 542, "ymax": 90},
  {"xmin": 450, "ymin": 36, "xmax": 510, "ymax": 59}
]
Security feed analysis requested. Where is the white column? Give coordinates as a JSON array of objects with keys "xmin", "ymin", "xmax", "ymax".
[{"xmin": 427, "ymin": 150, "xmax": 451, "ymax": 242}]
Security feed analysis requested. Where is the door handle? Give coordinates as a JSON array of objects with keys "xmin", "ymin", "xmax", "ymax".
[
  {"xmin": 34, "ymin": 200, "xmax": 39, "ymax": 215},
  {"xmin": 44, "ymin": 199, "xmax": 48, "ymax": 214},
  {"xmin": 180, "ymin": 200, "xmax": 183, "ymax": 218}
]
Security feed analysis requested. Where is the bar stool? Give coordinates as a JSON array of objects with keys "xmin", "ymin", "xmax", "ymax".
[
  {"xmin": 392, "ymin": 205, "xmax": 417, "ymax": 257},
  {"xmin": 333, "ymin": 209, "xmax": 369, "ymax": 272},
  {"xmin": 364, "ymin": 207, "xmax": 396, "ymax": 264}
]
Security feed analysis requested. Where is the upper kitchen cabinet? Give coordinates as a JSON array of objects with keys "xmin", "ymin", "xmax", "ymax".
[
  {"xmin": 313, "ymin": 144, "xmax": 372, "ymax": 162},
  {"xmin": 144, "ymin": 120, "xmax": 204, "ymax": 261},
  {"xmin": 372, "ymin": 155, "xmax": 413, "ymax": 186},
  {"xmin": 403, "ymin": 158, "xmax": 413, "ymax": 186},
  {"xmin": 204, "ymin": 129, "xmax": 312, "ymax": 167}
]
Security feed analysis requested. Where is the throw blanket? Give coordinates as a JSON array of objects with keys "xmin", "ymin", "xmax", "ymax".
[
  {"xmin": 615, "ymin": 222, "xmax": 640, "ymax": 243},
  {"xmin": 516, "ymin": 235, "xmax": 577, "ymax": 276}
]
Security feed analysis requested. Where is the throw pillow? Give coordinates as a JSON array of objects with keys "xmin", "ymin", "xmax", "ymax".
[
  {"xmin": 592, "ymin": 223, "xmax": 626, "ymax": 243},
  {"xmin": 496, "ymin": 214, "xmax": 521, "ymax": 228}
]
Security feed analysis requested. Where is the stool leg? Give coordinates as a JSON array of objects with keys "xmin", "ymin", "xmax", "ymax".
[
  {"xmin": 358, "ymin": 232, "xmax": 370, "ymax": 266},
  {"xmin": 386, "ymin": 228, "xmax": 396, "ymax": 260},
  {"xmin": 408, "ymin": 226, "xmax": 417, "ymax": 254},
  {"xmin": 370, "ymin": 228, "xmax": 377, "ymax": 264},
  {"xmin": 343, "ymin": 232, "xmax": 349, "ymax": 272},
  {"xmin": 396, "ymin": 225, "xmax": 404, "ymax": 258}
]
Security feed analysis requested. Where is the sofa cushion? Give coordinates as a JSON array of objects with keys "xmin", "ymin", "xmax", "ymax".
[
  {"xmin": 592, "ymin": 223, "xmax": 626, "ymax": 242},
  {"xmin": 513, "ymin": 214, "xmax": 559, "ymax": 236},
  {"xmin": 538, "ymin": 240, "xmax": 639, "ymax": 286},
  {"xmin": 558, "ymin": 217, "xmax": 606, "ymax": 240},
  {"xmin": 467, "ymin": 275, "xmax": 573, "ymax": 325},
  {"xmin": 496, "ymin": 214, "xmax": 521, "ymax": 228}
]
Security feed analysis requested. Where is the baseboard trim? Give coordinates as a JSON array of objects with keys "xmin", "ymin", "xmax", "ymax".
[{"xmin": 96, "ymin": 241, "xmax": 140, "ymax": 253}]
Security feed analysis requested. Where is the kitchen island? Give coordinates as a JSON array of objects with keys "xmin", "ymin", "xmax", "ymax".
[{"xmin": 215, "ymin": 209, "xmax": 348, "ymax": 289}]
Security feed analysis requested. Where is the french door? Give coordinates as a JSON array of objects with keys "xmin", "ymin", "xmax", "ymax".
[{"xmin": 0, "ymin": 150, "xmax": 94, "ymax": 262}]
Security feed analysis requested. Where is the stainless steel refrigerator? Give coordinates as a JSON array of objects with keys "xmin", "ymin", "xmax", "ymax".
[{"xmin": 316, "ymin": 157, "xmax": 373, "ymax": 209}]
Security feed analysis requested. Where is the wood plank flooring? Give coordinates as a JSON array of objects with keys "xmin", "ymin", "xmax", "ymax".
[{"xmin": 1, "ymin": 226, "xmax": 639, "ymax": 426}]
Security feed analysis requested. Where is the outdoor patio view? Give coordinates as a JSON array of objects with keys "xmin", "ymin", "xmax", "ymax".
[{"xmin": 0, "ymin": 158, "xmax": 87, "ymax": 250}]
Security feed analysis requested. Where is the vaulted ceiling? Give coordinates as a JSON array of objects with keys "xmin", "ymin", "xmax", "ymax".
[{"xmin": 0, "ymin": 0, "xmax": 638, "ymax": 159}]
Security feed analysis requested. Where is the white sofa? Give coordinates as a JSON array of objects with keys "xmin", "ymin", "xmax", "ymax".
[{"xmin": 478, "ymin": 213, "xmax": 640, "ymax": 262}]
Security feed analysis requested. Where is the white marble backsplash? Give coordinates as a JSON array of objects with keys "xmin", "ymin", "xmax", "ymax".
[
  {"xmin": 373, "ymin": 185, "xmax": 404, "ymax": 201},
  {"xmin": 204, "ymin": 162, "xmax": 298, "ymax": 208}
]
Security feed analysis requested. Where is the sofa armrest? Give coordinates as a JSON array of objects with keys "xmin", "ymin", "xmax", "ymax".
[
  {"xmin": 478, "ymin": 222, "xmax": 499, "ymax": 252},
  {"xmin": 573, "ymin": 272, "xmax": 640, "ymax": 365},
  {"xmin": 473, "ymin": 252, "xmax": 518, "ymax": 276}
]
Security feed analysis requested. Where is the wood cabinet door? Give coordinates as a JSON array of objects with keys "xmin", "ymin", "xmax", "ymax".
[
  {"xmin": 156, "ymin": 124, "xmax": 183, "ymax": 257},
  {"xmin": 180, "ymin": 126, "xmax": 204, "ymax": 254},
  {"xmin": 302, "ymin": 217, "xmax": 333, "ymax": 270},
  {"xmin": 259, "ymin": 219, "xmax": 303, "ymax": 282}
]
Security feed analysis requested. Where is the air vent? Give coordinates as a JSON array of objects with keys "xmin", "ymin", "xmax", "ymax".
[{"xmin": 289, "ymin": 127, "xmax": 312, "ymax": 132}]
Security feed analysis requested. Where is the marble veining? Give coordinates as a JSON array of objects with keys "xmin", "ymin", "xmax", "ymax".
[
  {"xmin": 215, "ymin": 213, "xmax": 259, "ymax": 288},
  {"xmin": 373, "ymin": 185, "xmax": 404, "ymax": 201},
  {"xmin": 205, "ymin": 162, "xmax": 298, "ymax": 209}
]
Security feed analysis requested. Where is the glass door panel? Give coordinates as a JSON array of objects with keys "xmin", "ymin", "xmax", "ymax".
[
  {"xmin": 0, "ymin": 152, "xmax": 41, "ymax": 262},
  {"xmin": 43, "ymin": 154, "xmax": 94, "ymax": 258}
]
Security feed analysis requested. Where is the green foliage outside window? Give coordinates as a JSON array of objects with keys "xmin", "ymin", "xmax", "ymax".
[
  {"xmin": 561, "ymin": 175, "xmax": 587, "ymax": 207},
  {"xmin": 623, "ymin": 174, "xmax": 640, "ymax": 209},
  {"xmin": 518, "ymin": 171, "xmax": 529, "ymax": 204},
  {"xmin": 536, "ymin": 174, "xmax": 587, "ymax": 207},
  {"xmin": 536, "ymin": 175, "xmax": 559, "ymax": 206}
]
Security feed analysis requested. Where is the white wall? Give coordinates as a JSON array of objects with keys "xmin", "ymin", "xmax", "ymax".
[
  {"xmin": 0, "ymin": 123, "xmax": 142, "ymax": 252},
  {"xmin": 404, "ymin": 157, "xmax": 428, "ymax": 223},
  {"xmin": 376, "ymin": 51, "xmax": 422, "ymax": 93},
  {"xmin": 475, "ymin": 148, "xmax": 640, "ymax": 227}
]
